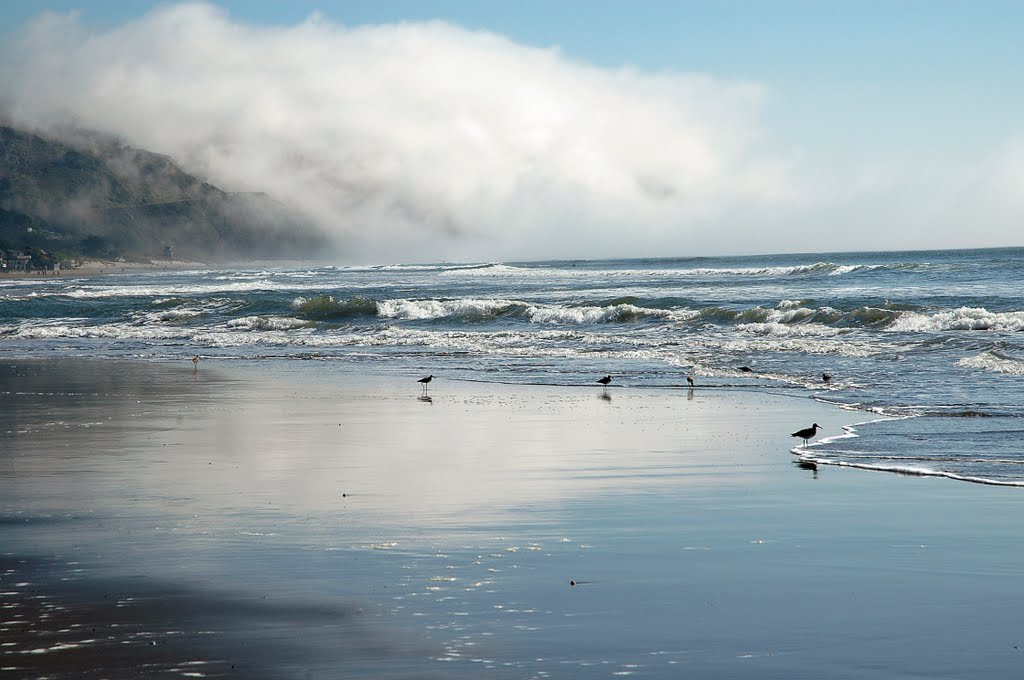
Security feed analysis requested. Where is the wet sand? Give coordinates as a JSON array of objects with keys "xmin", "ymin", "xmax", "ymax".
[{"xmin": 2, "ymin": 359, "xmax": 1024, "ymax": 678}]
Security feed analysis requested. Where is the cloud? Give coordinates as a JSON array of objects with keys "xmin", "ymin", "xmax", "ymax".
[
  {"xmin": 3, "ymin": 3, "xmax": 1020, "ymax": 261},
  {"xmin": 0, "ymin": 3, "xmax": 799, "ymax": 262}
]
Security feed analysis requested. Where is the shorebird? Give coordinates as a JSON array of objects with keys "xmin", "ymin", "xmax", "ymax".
[
  {"xmin": 597, "ymin": 375, "xmax": 612, "ymax": 386},
  {"xmin": 192, "ymin": 355, "xmax": 200, "ymax": 368},
  {"xmin": 418, "ymin": 375, "xmax": 434, "ymax": 392},
  {"xmin": 686, "ymin": 375, "xmax": 695, "ymax": 387},
  {"xmin": 822, "ymin": 372, "xmax": 832, "ymax": 384},
  {"xmin": 791, "ymin": 423, "xmax": 821, "ymax": 446}
]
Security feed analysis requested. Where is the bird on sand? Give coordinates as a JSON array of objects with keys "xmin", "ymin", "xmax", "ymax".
[
  {"xmin": 686, "ymin": 375, "xmax": 695, "ymax": 387},
  {"xmin": 418, "ymin": 375, "xmax": 434, "ymax": 391},
  {"xmin": 822, "ymin": 372, "xmax": 832, "ymax": 384},
  {"xmin": 192, "ymin": 355, "xmax": 200, "ymax": 368},
  {"xmin": 791, "ymin": 423, "xmax": 821, "ymax": 445},
  {"xmin": 597, "ymin": 375, "xmax": 612, "ymax": 386}
]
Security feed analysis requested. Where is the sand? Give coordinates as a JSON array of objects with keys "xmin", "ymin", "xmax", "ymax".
[{"xmin": 2, "ymin": 358, "xmax": 1023, "ymax": 678}]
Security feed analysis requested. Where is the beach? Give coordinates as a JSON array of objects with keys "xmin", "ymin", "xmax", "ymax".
[
  {"xmin": 3, "ymin": 358, "xmax": 1023, "ymax": 678},
  {"xmin": 0, "ymin": 258, "xmax": 206, "ymax": 279}
]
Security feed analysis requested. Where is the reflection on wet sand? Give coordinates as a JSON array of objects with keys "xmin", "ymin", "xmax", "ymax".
[
  {"xmin": 0, "ymin": 358, "xmax": 838, "ymax": 679},
  {"xmin": 0, "ymin": 555, "xmax": 424, "ymax": 680},
  {"xmin": 0, "ymin": 359, "xmax": 771, "ymax": 536}
]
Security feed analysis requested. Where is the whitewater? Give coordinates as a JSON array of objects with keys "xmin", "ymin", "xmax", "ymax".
[{"xmin": 3, "ymin": 246, "xmax": 1024, "ymax": 485}]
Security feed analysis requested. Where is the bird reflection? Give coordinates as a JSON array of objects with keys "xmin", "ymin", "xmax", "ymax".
[
  {"xmin": 598, "ymin": 391, "xmax": 612, "ymax": 402},
  {"xmin": 417, "ymin": 395, "xmax": 433, "ymax": 404},
  {"xmin": 687, "ymin": 387, "xmax": 694, "ymax": 401},
  {"xmin": 796, "ymin": 459, "xmax": 819, "ymax": 478}
]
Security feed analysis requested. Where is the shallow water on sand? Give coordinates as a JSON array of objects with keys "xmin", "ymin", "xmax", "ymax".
[
  {"xmin": 5, "ymin": 247, "xmax": 1024, "ymax": 485},
  {"xmin": 4, "ymin": 359, "xmax": 1024, "ymax": 678}
]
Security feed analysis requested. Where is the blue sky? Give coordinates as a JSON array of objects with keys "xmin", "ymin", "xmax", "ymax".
[{"xmin": 1, "ymin": 2, "xmax": 1022, "ymax": 261}]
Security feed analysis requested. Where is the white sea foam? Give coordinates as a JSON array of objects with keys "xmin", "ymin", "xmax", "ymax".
[
  {"xmin": 805, "ymin": 459, "xmax": 1024, "ymax": 488},
  {"xmin": 226, "ymin": 316, "xmax": 310, "ymax": 331},
  {"xmin": 889, "ymin": 307, "xmax": 1024, "ymax": 332},
  {"xmin": 526, "ymin": 303, "xmax": 683, "ymax": 324},
  {"xmin": 8, "ymin": 321, "xmax": 189, "ymax": 341},
  {"xmin": 376, "ymin": 298, "xmax": 520, "ymax": 320},
  {"xmin": 717, "ymin": 335, "xmax": 893, "ymax": 358},
  {"xmin": 133, "ymin": 299, "xmax": 237, "ymax": 324},
  {"xmin": 371, "ymin": 297, "xmax": 697, "ymax": 324},
  {"xmin": 59, "ymin": 279, "xmax": 322, "ymax": 299},
  {"xmin": 956, "ymin": 351, "xmax": 1024, "ymax": 375},
  {"xmin": 146, "ymin": 308, "xmax": 206, "ymax": 322},
  {"xmin": 736, "ymin": 321, "xmax": 843, "ymax": 338},
  {"xmin": 441, "ymin": 261, "xmax": 874, "ymax": 280}
]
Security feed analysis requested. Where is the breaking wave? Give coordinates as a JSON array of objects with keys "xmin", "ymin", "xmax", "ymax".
[
  {"xmin": 227, "ymin": 316, "xmax": 310, "ymax": 331},
  {"xmin": 292, "ymin": 295, "xmax": 378, "ymax": 319},
  {"xmin": 527, "ymin": 303, "xmax": 687, "ymax": 324},
  {"xmin": 889, "ymin": 307, "xmax": 1024, "ymax": 332},
  {"xmin": 956, "ymin": 350, "xmax": 1024, "ymax": 375},
  {"xmin": 369, "ymin": 298, "xmax": 694, "ymax": 324},
  {"xmin": 441, "ymin": 261, "xmax": 891, "ymax": 279},
  {"xmin": 377, "ymin": 298, "xmax": 525, "ymax": 321}
]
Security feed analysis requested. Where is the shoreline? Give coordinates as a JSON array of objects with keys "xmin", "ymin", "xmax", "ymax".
[
  {"xmin": 3, "ymin": 357, "xmax": 1024, "ymax": 678},
  {"xmin": 0, "ymin": 258, "xmax": 208, "ymax": 279}
]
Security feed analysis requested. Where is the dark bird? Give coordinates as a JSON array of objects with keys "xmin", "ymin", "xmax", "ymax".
[
  {"xmin": 418, "ymin": 375, "xmax": 434, "ymax": 391},
  {"xmin": 597, "ymin": 375, "xmax": 612, "ymax": 386},
  {"xmin": 822, "ymin": 372, "xmax": 832, "ymax": 383},
  {"xmin": 686, "ymin": 375, "xmax": 694, "ymax": 387},
  {"xmin": 738, "ymin": 366, "xmax": 753, "ymax": 373},
  {"xmin": 791, "ymin": 423, "xmax": 821, "ymax": 445}
]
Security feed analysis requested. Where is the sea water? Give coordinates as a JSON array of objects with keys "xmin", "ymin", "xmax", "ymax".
[{"xmin": 3, "ymin": 246, "xmax": 1024, "ymax": 484}]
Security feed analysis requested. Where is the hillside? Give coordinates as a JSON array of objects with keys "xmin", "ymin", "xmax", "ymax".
[{"xmin": 0, "ymin": 125, "xmax": 329, "ymax": 263}]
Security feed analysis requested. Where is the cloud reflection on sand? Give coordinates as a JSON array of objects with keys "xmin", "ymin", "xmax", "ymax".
[
  {"xmin": 132, "ymin": 373, "xmax": 778, "ymax": 537},
  {"xmin": 1, "ymin": 358, "xmax": 782, "ymax": 544}
]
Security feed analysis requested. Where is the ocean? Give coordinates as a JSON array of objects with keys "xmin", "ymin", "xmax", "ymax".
[{"xmin": 3, "ymin": 246, "xmax": 1024, "ymax": 485}]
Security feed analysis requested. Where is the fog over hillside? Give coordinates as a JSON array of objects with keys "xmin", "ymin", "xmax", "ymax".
[
  {"xmin": 1, "ymin": 4, "xmax": 1022, "ymax": 262},
  {"xmin": 0, "ymin": 124, "xmax": 327, "ymax": 261}
]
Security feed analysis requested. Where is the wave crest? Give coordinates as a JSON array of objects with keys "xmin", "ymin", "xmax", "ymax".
[
  {"xmin": 956, "ymin": 351, "xmax": 1024, "ymax": 375},
  {"xmin": 527, "ymin": 303, "xmax": 682, "ymax": 324},
  {"xmin": 377, "ymin": 298, "xmax": 525, "ymax": 321},
  {"xmin": 292, "ymin": 295, "xmax": 378, "ymax": 319},
  {"xmin": 227, "ymin": 316, "xmax": 310, "ymax": 331},
  {"xmin": 890, "ymin": 307, "xmax": 1024, "ymax": 332}
]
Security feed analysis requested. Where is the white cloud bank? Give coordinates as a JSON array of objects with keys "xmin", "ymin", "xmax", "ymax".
[{"xmin": 0, "ymin": 3, "xmax": 1020, "ymax": 261}]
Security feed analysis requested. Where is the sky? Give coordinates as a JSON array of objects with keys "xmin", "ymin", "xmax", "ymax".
[{"xmin": 0, "ymin": 1, "xmax": 1022, "ymax": 263}]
